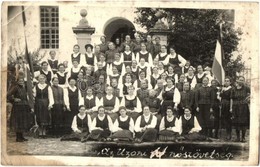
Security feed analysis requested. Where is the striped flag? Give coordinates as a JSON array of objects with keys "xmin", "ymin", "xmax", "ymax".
[
  {"xmin": 212, "ymin": 40, "xmax": 225, "ymax": 85},
  {"xmin": 21, "ymin": 6, "xmax": 34, "ymax": 109}
]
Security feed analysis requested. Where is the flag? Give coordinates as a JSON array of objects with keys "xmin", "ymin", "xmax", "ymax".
[
  {"xmin": 212, "ymin": 40, "xmax": 225, "ymax": 85},
  {"xmin": 21, "ymin": 6, "xmax": 34, "ymax": 109}
]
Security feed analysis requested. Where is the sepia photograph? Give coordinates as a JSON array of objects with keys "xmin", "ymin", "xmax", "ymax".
[{"xmin": 1, "ymin": 1, "xmax": 259, "ymax": 166}]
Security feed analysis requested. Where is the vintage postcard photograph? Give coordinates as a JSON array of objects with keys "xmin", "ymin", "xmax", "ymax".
[{"xmin": 1, "ymin": 1, "xmax": 259, "ymax": 166}]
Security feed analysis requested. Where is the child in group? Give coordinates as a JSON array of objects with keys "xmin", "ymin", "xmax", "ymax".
[
  {"xmin": 134, "ymin": 106, "xmax": 158, "ymax": 142},
  {"xmin": 84, "ymin": 106, "xmax": 113, "ymax": 141},
  {"xmin": 109, "ymin": 106, "xmax": 135, "ymax": 141},
  {"xmin": 159, "ymin": 106, "xmax": 181, "ymax": 141},
  {"xmin": 61, "ymin": 105, "xmax": 92, "ymax": 141}
]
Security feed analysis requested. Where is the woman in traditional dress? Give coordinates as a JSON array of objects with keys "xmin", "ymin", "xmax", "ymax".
[
  {"xmin": 134, "ymin": 106, "xmax": 158, "ymax": 142},
  {"xmin": 159, "ymin": 106, "xmax": 180, "ymax": 141},
  {"xmin": 61, "ymin": 105, "xmax": 92, "ymax": 141},
  {"xmin": 176, "ymin": 73, "xmax": 186, "ymax": 92},
  {"xmin": 159, "ymin": 77, "xmax": 181, "ymax": 117},
  {"xmin": 55, "ymin": 64, "xmax": 68, "ymax": 88},
  {"xmin": 219, "ymin": 77, "xmax": 233, "ymax": 140},
  {"xmin": 67, "ymin": 60, "xmax": 83, "ymax": 81},
  {"xmin": 194, "ymin": 65, "xmax": 206, "ymax": 90},
  {"xmin": 185, "ymin": 66, "xmax": 196, "ymax": 90},
  {"xmin": 110, "ymin": 53, "xmax": 125, "ymax": 75},
  {"xmin": 84, "ymin": 44, "xmax": 96, "ymax": 70},
  {"xmin": 107, "ymin": 65, "xmax": 123, "ymax": 87},
  {"xmin": 33, "ymin": 74, "xmax": 54, "ymax": 138},
  {"xmin": 179, "ymin": 107, "xmax": 207, "ymax": 141},
  {"xmin": 84, "ymin": 87, "xmax": 101, "ymax": 120},
  {"xmin": 150, "ymin": 67, "xmax": 161, "ymax": 89},
  {"xmin": 131, "ymin": 60, "xmax": 139, "ymax": 80},
  {"xmin": 231, "ymin": 76, "xmax": 250, "ymax": 142},
  {"xmin": 155, "ymin": 45, "xmax": 168, "ymax": 66},
  {"xmin": 9, "ymin": 78, "xmax": 32, "ymax": 142},
  {"xmin": 34, "ymin": 61, "xmax": 53, "ymax": 85},
  {"xmin": 64, "ymin": 77, "xmax": 84, "ymax": 130},
  {"xmin": 166, "ymin": 65, "xmax": 178, "ymax": 83},
  {"xmin": 167, "ymin": 46, "xmax": 186, "ymax": 75},
  {"xmin": 121, "ymin": 44, "xmax": 135, "ymax": 67},
  {"xmin": 51, "ymin": 77, "xmax": 65, "ymax": 134},
  {"xmin": 47, "ymin": 50, "xmax": 59, "ymax": 74},
  {"xmin": 70, "ymin": 44, "xmax": 84, "ymax": 67},
  {"xmin": 195, "ymin": 77, "xmax": 214, "ymax": 137},
  {"xmin": 109, "ymin": 106, "xmax": 135, "ymax": 141},
  {"xmin": 86, "ymin": 106, "xmax": 113, "ymax": 141},
  {"xmin": 137, "ymin": 58, "xmax": 151, "ymax": 78},
  {"xmin": 100, "ymin": 86, "xmax": 120, "ymax": 122},
  {"xmin": 135, "ymin": 43, "xmax": 153, "ymax": 67}
]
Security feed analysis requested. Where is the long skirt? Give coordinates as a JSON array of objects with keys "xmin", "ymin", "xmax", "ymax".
[
  {"xmin": 127, "ymin": 112, "xmax": 140, "ymax": 123},
  {"xmin": 183, "ymin": 132, "xmax": 207, "ymax": 141},
  {"xmin": 232, "ymin": 103, "xmax": 249, "ymax": 130},
  {"xmin": 221, "ymin": 101, "xmax": 232, "ymax": 129},
  {"xmin": 51, "ymin": 104, "xmax": 64, "ymax": 127},
  {"xmin": 135, "ymin": 128, "xmax": 158, "ymax": 142},
  {"xmin": 158, "ymin": 129, "xmax": 179, "ymax": 141},
  {"xmin": 88, "ymin": 129, "xmax": 111, "ymax": 140},
  {"xmin": 60, "ymin": 132, "xmax": 89, "ymax": 141},
  {"xmin": 10, "ymin": 104, "xmax": 30, "ymax": 132},
  {"xmin": 196, "ymin": 104, "xmax": 212, "ymax": 129},
  {"xmin": 212, "ymin": 104, "xmax": 220, "ymax": 129},
  {"xmin": 160, "ymin": 100, "xmax": 174, "ymax": 116},
  {"xmin": 35, "ymin": 99, "xmax": 50, "ymax": 126},
  {"xmin": 64, "ymin": 104, "xmax": 78, "ymax": 128},
  {"xmin": 110, "ymin": 130, "xmax": 134, "ymax": 141}
]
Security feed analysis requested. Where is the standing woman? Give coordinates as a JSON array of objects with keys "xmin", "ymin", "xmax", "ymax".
[
  {"xmin": 231, "ymin": 76, "xmax": 250, "ymax": 142},
  {"xmin": 51, "ymin": 77, "xmax": 65, "ymax": 134},
  {"xmin": 166, "ymin": 65, "xmax": 178, "ymax": 83},
  {"xmin": 195, "ymin": 77, "xmax": 214, "ymax": 137},
  {"xmin": 84, "ymin": 44, "xmax": 96, "ymax": 68},
  {"xmin": 9, "ymin": 78, "xmax": 32, "ymax": 142},
  {"xmin": 34, "ymin": 61, "xmax": 53, "ymax": 85},
  {"xmin": 176, "ymin": 74, "xmax": 186, "ymax": 92},
  {"xmin": 159, "ymin": 77, "xmax": 181, "ymax": 117},
  {"xmin": 179, "ymin": 82, "xmax": 195, "ymax": 117},
  {"xmin": 122, "ymin": 44, "xmax": 135, "ymax": 67},
  {"xmin": 64, "ymin": 78, "xmax": 84, "ymax": 130},
  {"xmin": 109, "ymin": 106, "xmax": 135, "ymax": 141},
  {"xmin": 219, "ymin": 77, "xmax": 233, "ymax": 140},
  {"xmin": 55, "ymin": 64, "xmax": 68, "ymax": 88},
  {"xmin": 33, "ymin": 74, "xmax": 54, "ymax": 138},
  {"xmin": 185, "ymin": 67, "xmax": 196, "ymax": 90}
]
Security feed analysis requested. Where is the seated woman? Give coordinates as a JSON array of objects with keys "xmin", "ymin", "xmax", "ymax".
[
  {"xmin": 109, "ymin": 106, "xmax": 135, "ymax": 141},
  {"xmin": 61, "ymin": 105, "xmax": 92, "ymax": 141},
  {"xmin": 179, "ymin": 107, "xmax": 207, "ymax": 141},
  {"xmin": 84, "ymin": 87, "xmax": 101, "ymax": 120},
  {"xmin": 134, "ymin": 106, "xmax": 158, "ymax": 142},
  {"xmin": 85, "ymin": 106, "xmax": 113, "ymax": 141},
  {"xmin": 159, "ymin": 106, "xmax": 180, "ymax": 141}
]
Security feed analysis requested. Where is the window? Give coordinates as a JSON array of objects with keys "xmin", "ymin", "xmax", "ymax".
[{"xmin": 40, "ymin": 6, "xmax": 59, "ymax": 49}]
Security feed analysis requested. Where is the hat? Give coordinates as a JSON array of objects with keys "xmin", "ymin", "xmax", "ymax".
[{"xmin": 85, "ymin": 44, "xmax": 93, "ymax": 50}]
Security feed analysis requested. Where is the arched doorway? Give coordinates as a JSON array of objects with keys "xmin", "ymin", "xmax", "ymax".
[{"xmin": 103, "ymin": 17, "xmax": 136, "ymax": 44}]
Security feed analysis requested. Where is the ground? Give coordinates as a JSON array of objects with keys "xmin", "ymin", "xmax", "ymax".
[{"xmin": 6, "ymin": 129, "xmax": 249, "ymax": 160}]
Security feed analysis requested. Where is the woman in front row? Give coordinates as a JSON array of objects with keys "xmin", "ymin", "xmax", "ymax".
[
  {"xmin": 179, "ymin": 107, "xmax": 207, "ymax": 141},
  {"xmin": 108, "ymin": 106, "xmax": 135, "ymax": 141},
  {"xmin": 159, "ymin": 106, "xmax": 180, "ymax": 141},
  {"xmin": 84, "ymin": 106, "xmax": 113, "ymax": 141},
  {"xmin": 134, "ymin": 106, "xmax": 158, "ymax": 142},
  {"xmin": 61, "ymin": 105, "xmax": 92, "ymax": 141}
]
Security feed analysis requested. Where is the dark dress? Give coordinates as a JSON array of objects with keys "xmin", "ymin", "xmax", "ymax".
[
  {"xmin": 161, "ymin": 87, "xmax": 176, "ymax": 116},
  {"xmin": 231, "ymin": 86, "xmax": 250, "ymax": 129},
  {"xmin": 40, "ymin": 70, "xmax": 52, "ymax": 85},
  {"xmin": 66, "ymin": 88, "xmax": 79, "ymax": 127},
  {"xmin": 124, "ymin": 96, "xmax": 140, "ymax": 122},
  {"xmin": 35, "ymin": 84, "xmax": 50, "ymax": 126},
  {"xmin": 71, "ymin": 53, "xmax": 81, "ymax": 64},
  {"xmin": 51, "ymin": 85, "xmax": 64, "ymax": 127},
  {"xmin": 220, "ymin": 87, "xmax": 232, "ymax": 129},
  {"xmin": 103, "ymin": 96, "xmax": 118, "ymax": 122},
  {"xmin": 85, "ymin": 54, "xmax": 95, "ymax": 66},
  {"xmin": 211, "ymin": 87, "xmax": 220, "ymax": 129},
  {"xmin": 159, "ymin": 116, "xmax": 179, "ymax": 141},
  {"xmin": 135, "ymin": 115, "xmax": 158, "ymax": 142},
  {"xmin": 110, "ymin": 116, "xmax": 134, "ymax": 141},
  {"xmin": 123, "ymin": 51, "xmax": 134, "ymax": 67},
  {"xmin": 194, "ymin": 73, "xmax": 206, "ymax": 90},
  {"xmin": 61, "ymin": 114, "xmax": 90, "ymax": 141},
  {"xmin": 195, "ymin": 86, "xmax": 214, "ymax": 130},
  {"xmin": 180, "ymin": 90, "xmax": 195, "ymax": 116},
  {"xmin": 48, "ymin": 59, "xmax": 58, "ymax": 74},
  {"xmin": 88, "ymin": 115, "xmax": 111, "ymax": 140},
  {"xmin": 138, "ymin": 52, "xmax": 149, "ymax": 63},
  {"xmin": 56, "ymin": 72, "xmax": 67, "ymax": 85},
  {"xmin": 168, "ymin": 54, "xmax": 182, "ymax": 75},
  {"xmin": 9, "ymin": 85, "xmax": 31, "ymax": 132}
]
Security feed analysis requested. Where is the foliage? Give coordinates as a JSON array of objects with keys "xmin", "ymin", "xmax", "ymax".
[
  {"xmin": 7, "ymin": 46, "xmax": 46, "ymax": 71},
  {"xmin": 134, "ymin": 8, "xmax": 244, "ymax": 80}
]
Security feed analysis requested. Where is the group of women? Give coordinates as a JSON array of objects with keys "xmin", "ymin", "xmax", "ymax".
[{"xmin": 8, "ymin": 34, "xmax": 250, "ymax": 143}]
